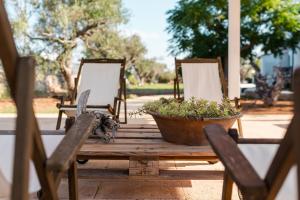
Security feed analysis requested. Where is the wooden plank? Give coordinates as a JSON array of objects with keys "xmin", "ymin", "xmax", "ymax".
[
  {"xmin": 85, "ymin": 138, "xmax": 165, "ymax": 144},
  {"xmin": 204, "ymin": 124, "xmax": 267, "ymax": 198},
  {"xmin": 11, "ymin": 58, "xmax": 35, "ymax": 200},
  {"xmin": 47, "ymin": 113, "xmax": 96, "ymax": 172},
  {"xmin": 79, "ymin": 143, "xmax": 215, "ymax": 157},
  {"xmin": 117, "ymin": 128, "xmax": 160, "ymax": 133},
  {"xmin": 119, "ymin": 124, "xmax": 158, "ymax": 129},
  {"xmin": 77, "ymin": 155, "xmax": 217, "ymax": 161},
  {"xmin": 0, "ymin": 130, "xmax": 65, "ymax": 135},
  {"xmin": 114, "ymin": 132, "xmax": 161, "ymax": 139},
  {"xmin": 129, "ymin": 156, "xmax": 159, "ymax": 176},
  {"xmin": 76, "ymin": 169, "xmax": 223, "ymax": 180}
]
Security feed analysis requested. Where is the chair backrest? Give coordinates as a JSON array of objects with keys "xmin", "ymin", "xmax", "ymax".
[
  {"xmin": 175, "ymin": 58, "xmax": 226, "ymax": 103},
  {"xmin": 0, "ymin": 170, "xmax": 10, "ymax": 197},
  {"xmin": 262, "ymin": 68, "xmax": 300, "ymax": 199},
  {"xmin": 74, "ymin": 59, "xmax": 125, "ymax": 106},
  {"xmin": 0, "ymin": 2, "xmax": 95, "ymax": 199}
]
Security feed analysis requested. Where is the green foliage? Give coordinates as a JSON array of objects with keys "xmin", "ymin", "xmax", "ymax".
[
  {"xmin": 134, "ymin": 58, "xmax": 167, "ymax": 84},
  {"xmin": 167, "ymin": 0, "xmax": 300, "ymax": 66},
  {"xmin": 8, "ymin": 1, "xmax": 166, "ymax": 92},
  {"xmin": 127, "ymin": 74, "xmax": 139, "ymax": 85},
  {"xmin": 131, "ymin": 97, "xmax": 240, "ymax": 119},
  {"xmin": 158, "ymin": 71, "xmax": 175, "ymax": 83},
  {"xmin": 7, "ymin": 0, "xmax": 131, "ymax": 94}
]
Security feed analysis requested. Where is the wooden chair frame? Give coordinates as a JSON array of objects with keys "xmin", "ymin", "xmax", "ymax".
[
  {"xmin": 204, "ymin": 68, "xmax": 300, "ymax": 200},
  {"xmin": 56, "ymin": 58, "xmax": 127, "ymax": 129},
  {"xmin": 174, "ymin": 57, "xmax": 243, "ymax": 136},
  {"xmin": 0, "ymin": 2, "xmax": 96, "ymax": 199}
]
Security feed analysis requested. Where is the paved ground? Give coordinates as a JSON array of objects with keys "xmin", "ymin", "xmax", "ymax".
[{"xmin": 0, "ymin": 95, "xmax": 292, "ymax": 200}]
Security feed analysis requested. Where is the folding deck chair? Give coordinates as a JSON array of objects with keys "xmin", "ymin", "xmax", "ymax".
[
  {"xmin": 174, "ymin": 57, "xmax": 243, "ymax": 136},
  {"xmin": 0, "ymin": 2, "xmax": 96, "ymax": 199},
  {"xmin": 56, "ymin": 58, "xmax": 127, "ymax": 129},
  {"xmin": 204, "ymin": 69, "xmax": 300, "ymax": 200}
]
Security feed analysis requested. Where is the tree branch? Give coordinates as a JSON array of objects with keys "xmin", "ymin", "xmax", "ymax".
[{"xmin": 76, "ymin": 21, "xmax": 106, "ymax": 38}]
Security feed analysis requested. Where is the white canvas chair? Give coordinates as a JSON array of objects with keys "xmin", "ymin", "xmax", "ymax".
[
  {"xmin": 0, "ymin": 134, "xmax": 64, "ymax": 198},
  {"xmin": 0, "ymin": 3, "xmax": 96, "ymax": 198},
  {"xmin": 204, "ymin": 68, "xmax": 300, "ymax": 200},
  {"xmin": 56, "ymin": 58, "xmax": 127, "ymax": 129},
  {"xmin": 0, "ymin": 89, "xmax": 91, "ymax": 199},
  {"xmin": 174, "ymin": 57, "xmax": 243, "ymax": 136}
]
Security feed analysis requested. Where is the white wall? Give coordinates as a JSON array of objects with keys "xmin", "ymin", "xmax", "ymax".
[{"xmin": 294, "ymin": 49, "xmax": 300, "ymax": 70}]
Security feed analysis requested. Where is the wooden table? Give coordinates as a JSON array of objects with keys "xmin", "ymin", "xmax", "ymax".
[{"xmin": 77, "ymin": 124, "xmax": 220, "ymax": 180}]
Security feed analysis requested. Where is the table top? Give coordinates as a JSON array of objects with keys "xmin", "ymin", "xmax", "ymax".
[{"xmin": 78, "ymin": 124, "xmax": 216, "ymax": 159}]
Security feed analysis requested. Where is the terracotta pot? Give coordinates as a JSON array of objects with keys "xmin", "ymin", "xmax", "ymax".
[{"xmin": 148, "ymin": 111, "xmax": 241, "ymax": 146}]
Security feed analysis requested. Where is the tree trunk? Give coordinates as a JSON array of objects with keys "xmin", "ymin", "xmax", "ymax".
[{"xmin": 57, "ymin": 48, "xmax": 75, "ymax": 97}]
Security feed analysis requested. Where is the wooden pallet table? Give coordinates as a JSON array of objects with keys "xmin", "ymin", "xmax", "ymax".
[{"xmin": 77, "ymin": 124, "xmax": 221, "ymax": 180}]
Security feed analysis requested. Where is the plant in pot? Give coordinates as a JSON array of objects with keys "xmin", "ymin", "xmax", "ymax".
[{"xmin": 130, "ymin": 97, "xmax": 241, "ymax": 146}]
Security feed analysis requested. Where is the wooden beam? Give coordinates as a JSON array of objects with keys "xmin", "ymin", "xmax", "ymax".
[
  {"xmin": 11, "ymin": 57, "xmax": 35, "ymax": 200},
  {"xmin": 292, "ymin": 69, "xmax": 300, "ymax": 200},
  {"xmin": 0, "ymin": 0, "xmax": 18, "ymax": 96}
]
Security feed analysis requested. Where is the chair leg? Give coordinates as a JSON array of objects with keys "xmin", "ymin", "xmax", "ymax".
[
  {"xmin": 124, "ymin": 99, "xmax": 127, "ymax": 124},
  {"xmin": 237, "ymin": 118, "xmax": 243, "ymax": 137},
  {"xmin": 222, "ymin": 170, "xmax": 233, "ymax": 200},
  {"xmin": 56, "ymin": 111, "xmax": 63, "ymax": 130},
  {"xmin": 65, "ymin": 117, "xmax": 75, "ymax": 132},
  {"xmin": 68, "ymin": 161, "xmax": 78, "ymax": 200}
]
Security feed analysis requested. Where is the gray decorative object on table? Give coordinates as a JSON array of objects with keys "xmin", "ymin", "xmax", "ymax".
[
  {"xmin": 91, "ymin": 111, "xmax": 120, "ymax": 143},
  {"xmin": 76, "ymin": 90, "xmax": 120, "ymax": 143},
  {"xmin": 76, "ymin": 89, "xmax": 91, "ymax": 118}
]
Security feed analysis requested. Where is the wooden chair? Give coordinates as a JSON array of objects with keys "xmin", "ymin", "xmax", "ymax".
[
  {"xmin": 0, "ymin": 2, "xmax": 96, "ymax": 199},
  {"xmin": 56, "ymin": 58, "xmax": 127, "ymax": 129},
  {"xmin": 174, "ymin": 57, "xmax": 243, "ymax": 136},
  {"xmin": 204, "ymin": 68, "xmax": 300, "ymax": 199}
]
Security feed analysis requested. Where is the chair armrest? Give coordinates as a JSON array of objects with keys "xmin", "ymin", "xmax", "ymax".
[
  {"xmin": 46, "ymin": 113, "xmax": 96, "ymax": 172},
  {"xmin": 59, "ymin": 105, "xmax": 110, "ymax": 109},
  {"xmin": 238, "ymin": 138, "xmax": 282, "ymax": 144},
  {"xmin": 56, "ymin": 96, "xmax": 71, "ymax": 108},
  {"xmin": 114, "ymin": 97, "xmax": 124, "ymax": 101},
  {"xmin": 204, "ymin": 124, "xmax": 267, "ymax": 197}
]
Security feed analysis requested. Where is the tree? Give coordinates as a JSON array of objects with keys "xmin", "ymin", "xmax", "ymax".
[
  {"xmin": 167, "ymin": 0, "xmax": 300, "ymax": 105},
  {"xmin": 134, "ymin": 58, "xmax": 167, "ymax": 85},
  {"xmin": 167, "ymin": 0, "xmax": 300, "ymax": 72},
  {"xmin": 86, "ymin": 33, "xmax": 147, "ymax": 68},
  {"xmin": 9, "ymin": 0, "xmax": 128, "ymax": 95}
]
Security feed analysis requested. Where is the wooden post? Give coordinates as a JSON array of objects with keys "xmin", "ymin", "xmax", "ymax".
[
  {"xmin": 222, "ymin": 170, "xmax": 233, "ymax": 200},
  {"xmin": 68, "ymin": 161, "xmax": 78, "ymax": 200},
  {"xmin": 129, "ymin": 156, "xmax": 159, "ymax": 176},
  {"xmin": 11, "ymin": 58, "xmax": 35, "ymax": 200},
  {"xmin": 228, "ymin": 0, "xmax": 241, "ymax": 99}
]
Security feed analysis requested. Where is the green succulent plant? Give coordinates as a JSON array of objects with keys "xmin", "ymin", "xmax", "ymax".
[{"xmin": 130, "ymin": 97, "xmax": 240, "ymax": 119}]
